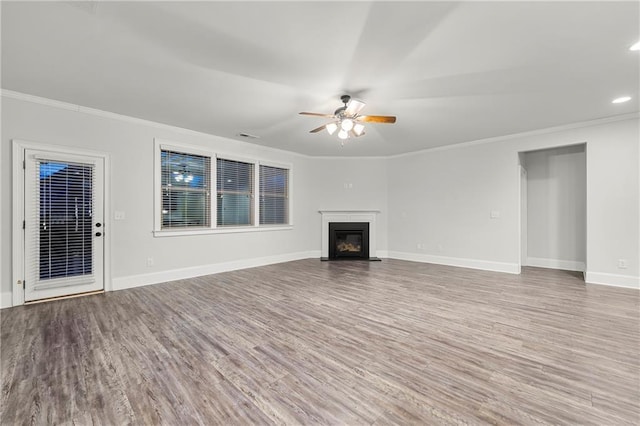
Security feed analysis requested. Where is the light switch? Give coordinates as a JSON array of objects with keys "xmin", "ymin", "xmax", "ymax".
[{"xmin": 490, "ymin": 210, "xmax": 500, "ymax": 219}]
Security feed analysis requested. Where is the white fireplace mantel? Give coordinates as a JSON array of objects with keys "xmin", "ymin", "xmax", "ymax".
[{"xmin": 319, "ymin": 210, "xmax": 379, "ymax": 259}]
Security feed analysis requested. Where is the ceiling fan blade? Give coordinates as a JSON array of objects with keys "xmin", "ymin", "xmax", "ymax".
[
  {"xmin": 345, "ymin": 99, "xmax": 366, "ymax": 116},
  {"xmin": 309, "ymin": 124, "xmax": 328, "ymax": 133},
  {"xmin": 356, "ymin": 115, "xmax": 397, "ymax": 124},
  {"xmin": 299, "ymin": 112, "xmax": 335, "ymax": 118}
]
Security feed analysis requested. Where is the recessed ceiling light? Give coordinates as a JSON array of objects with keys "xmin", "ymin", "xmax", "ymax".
[
  {"xmin": 630, "ymin": 41, "xmax": 640, "ymax": 51},
  {"xmin": 612, "ymin": 96, "xmax": 632, "ymax": 104}
]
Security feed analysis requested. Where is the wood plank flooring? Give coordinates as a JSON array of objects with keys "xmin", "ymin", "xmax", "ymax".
[{"xmin": 1, "ymin": 259, "xmax": 638, "ymax": 425}]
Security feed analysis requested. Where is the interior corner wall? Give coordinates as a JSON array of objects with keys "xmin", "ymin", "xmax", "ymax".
[
  {"xmin": 0, "ymin": 96, "xmax": 317, "ymax": 304},
  {"xmin": 304, "ymin": 157, "xmax": 389, "ymax": 256},
  {"xmin": 387, "ymin": 118, "xmax": 639, "ymax": 288},
  {"xmin": 523, "ymin": 145, "xmax": 586, "ymax": 271}
]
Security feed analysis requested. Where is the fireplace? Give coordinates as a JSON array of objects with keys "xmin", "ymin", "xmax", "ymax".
[
  {"xmin": 319, "ymin": 210, "xmax": 380, "ymax": 261},
  {"xmin": 328, "ymin": 222, "xmax": 370, "ymax": 260}
]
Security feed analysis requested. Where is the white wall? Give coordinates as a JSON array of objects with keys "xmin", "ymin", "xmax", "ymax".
[
  {"xmin": 523, "ymin": 145, "xmax": 586, "ymax": 271},
  {"xmin": 387, "ymin": 117, "xmax": 639, "ymax": 288},
  {"xmin": 1, "ymin": 94, "xmax": 392, "ymax": 307},
  {"xmin": 2, "ymin": 93, "xmax": 637, "ymax": 309},
  {"xmin": 304, "ymin": 157, "xmax": 389, "ymax": 255},
  {"xmin": 0, "ymin": 95, "xmax": 318, "ymax": 304},
  {"xmin": 387, "ymin": 140, "xmax": 521, "ymax": 273}
]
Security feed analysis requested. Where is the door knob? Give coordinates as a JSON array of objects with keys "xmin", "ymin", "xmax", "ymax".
[
  {"xmin": 95, "ymin": 232, "xmax": 102, "ymax": 237},
  {"xmin": 96, "ymin": 223, "xmax": 102, "ymax": 227}
]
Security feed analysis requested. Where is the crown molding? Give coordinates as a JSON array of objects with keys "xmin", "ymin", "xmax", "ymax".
[
  {"xmin": 3, "ymin": 89, "xmax": 638, "ymax": 159},
  {"xmin": 1, "ymin": 89, "xmax": 309, "ymax": 159},
  {"xmin": 388, "ymin": 112, "xmax": 640, "ymax": 159}
]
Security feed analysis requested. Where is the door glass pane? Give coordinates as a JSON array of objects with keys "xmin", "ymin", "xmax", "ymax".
[{"xmin": 39, "ymin": 162, "xmax": 93, "ymax": 280}]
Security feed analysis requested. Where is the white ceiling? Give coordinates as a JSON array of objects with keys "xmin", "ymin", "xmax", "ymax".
[{"xmin": 2, "ymin": 1, "xmax": 638, "ymax": 157}]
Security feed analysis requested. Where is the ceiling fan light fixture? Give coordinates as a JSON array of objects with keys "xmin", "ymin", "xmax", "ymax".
[
  {"xmin": 353, "ymin": 123, "xmax": 365, "ymax": 136},
  {"xmin": 341, "ymin": 118, "xmax": 354, "ymax": 131},
  {"xmin": 338, "ymin": 130, "xmax": 349, "ymax": 140},
  {"xmin": 326, "ymin": 122, "xmax": 338, "ymax": 135}
]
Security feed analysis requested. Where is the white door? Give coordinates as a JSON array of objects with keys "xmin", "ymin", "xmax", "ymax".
[{"xmin": 24, "ymin": 149, "xmax": 105, "ymax": 302}]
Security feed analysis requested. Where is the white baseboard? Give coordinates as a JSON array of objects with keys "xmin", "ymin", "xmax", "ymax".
[
  {"xmin": 585, "ymin": 272, "xmax": 640, "ymax": 289},
  {"xmin": 387, "ymin": 251, "xmax": 520, "ymax": 274},
  {"xmin": 526, "ymin": 257, "xmax": 585, "ymax": 272},
  {"xmin": 376, "ymin": 250, "xmax": 389, "ymax": 258},
  {"xmin": 112, "ymin": 251, "xmax": 320, "ymax": 291},
  {"xmin": 1, "ymin": 292, "xmax": 13, "ymax": 309}
]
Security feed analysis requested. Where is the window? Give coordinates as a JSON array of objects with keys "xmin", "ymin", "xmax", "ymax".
[
  {"xmin": 161, "ymin": 150, "xmax": 211, "ymax": 229},
  {"xmin": 260, "ymin": 165, "xmax": 289, "ymax": 225},
  {"xmin": 154, "ymin": 139, "xmax": 291, "ymax": 235},
  {"xmin": 217, "ymin": 158, "xmax": 254, "ymax": 226}
]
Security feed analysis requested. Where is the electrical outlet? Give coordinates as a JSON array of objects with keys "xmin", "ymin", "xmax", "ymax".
[
  {"xmin": 617, "ymin": 259, "xmax": 628, "ymax": 269},
  {"xmin": 416, "ymin": 243, "xmax": 422, "ymax": 250},
  {"xmin": 114, "ymin": 211, "xmax": 126, "ymax": 220},
  {"xmin": 147, "ymin": 257, "xmax": 154, "ymax": 267}
]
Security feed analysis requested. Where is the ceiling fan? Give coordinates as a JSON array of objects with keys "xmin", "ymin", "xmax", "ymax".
[{"xmin": 299, "ymin": 95, "xmax": 396, "ymax": 142}]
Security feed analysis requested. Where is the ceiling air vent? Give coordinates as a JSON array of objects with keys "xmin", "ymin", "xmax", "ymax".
[{"xmin": 238, "ymin": 133, "xmax": 260, "ymax": 139}]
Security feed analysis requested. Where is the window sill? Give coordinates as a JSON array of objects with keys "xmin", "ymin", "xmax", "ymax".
[{"xmin": 153, "ymin": 225, "xmax": 293, "ymax": 237}]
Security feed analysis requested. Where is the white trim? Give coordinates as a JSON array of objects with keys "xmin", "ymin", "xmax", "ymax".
[
  {"xmin": 4, "ymin": 90, "xmax": 638, "ymax": 160},
  {"xmin": 112, "ymin": 251, "xmax": 320, "ymax": 291},
  {"xmin": 1, "ymin": 292, "xmax": 13, "ymax": 310},
  {"xmin": 156, "ymin": 139, "xmax": 217, "ymax": 159},
  {"xmin": 11, "ymin": 139, "xmax": 112, "ymax": 306},
  {"xmin": 526, "ymin": 257, "xmax": 586, "ymax": 272},
  {"xmin": 319, "ymin": 210, "xmax": 380, "ymax": 258},
  {"xmin": 585, "ymin": 272, "xmax": 640, "ymax": 289},
  {"xmin": 1, "ymin": 90, "xmax": 307, "ymax": 159},
  {"xmin": 388, "ymin": 113, "xmax": 640, "ymax": 159},
  {"xmin": 258, "ymin": 159, "xmax": 294, "ymax": 171},
  {"xmin": 11, "ymin": 142, "xmax": 26, "ymax": 307},
  {"xmin": 377, "ymin": 250, "xmax": 390, "ymax": 258},
  {"xmin": 387, "ymin": 251, "xmax": 520, "ymax": 274},
  {"xmin": 153, "ymin": 225, "xmax": 293, "ymax": 237},
  {"xmin": 319, "ymin": 209, "xmax": 381, "ymax": 214}
]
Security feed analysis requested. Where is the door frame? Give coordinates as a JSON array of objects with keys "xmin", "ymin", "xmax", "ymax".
[
  {"xmin": 519, "ymin": 164, "xmax": 527, "ymax": 272},
  {"xmin": 12, "ymin": 140, "xmax": 111, "ymax": 307}
]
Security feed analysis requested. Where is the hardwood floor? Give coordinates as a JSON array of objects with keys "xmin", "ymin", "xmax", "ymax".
[{"xmin": 1, "ymin": 259, "xmax": 638, "ymax": 425}]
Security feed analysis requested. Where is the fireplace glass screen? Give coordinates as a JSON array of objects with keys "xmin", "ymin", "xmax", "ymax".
[{"xmin": 328, "ymin": 222, "xmax": 369, "ymax": 260}]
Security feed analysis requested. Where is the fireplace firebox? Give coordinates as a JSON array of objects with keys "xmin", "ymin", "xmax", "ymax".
[{"xmin": 328, "ymin": 222, "xmax": 370, "ymax": 260}]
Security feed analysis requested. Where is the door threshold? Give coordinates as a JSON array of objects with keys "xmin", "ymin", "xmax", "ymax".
[{"xmin": 25, "ymin": 289, "xmax": 105, "ymax": 305}]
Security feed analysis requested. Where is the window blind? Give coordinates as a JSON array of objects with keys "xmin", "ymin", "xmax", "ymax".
[
  {"xmin": 259, "ymin": 165, "xmax": 289, "ymax": 225},
  {"xmin": 32, "ymin": 161, "xmax": 94, "ymax": 283},
  {"xmin": 217, "ymin": 158, "xmax": 254, "ymax": 226},
  {"xmin": 161, "ymin": 150, "xmax": 211, "ymax": 229}
]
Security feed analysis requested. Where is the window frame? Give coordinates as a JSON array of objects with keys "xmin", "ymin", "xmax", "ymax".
[
  {"xmin": 216, "ymin": 155, "xmax": 256, "ymax": 227},
  {"xmin": 153, "ymin": 139, "xmax": 292, "ymax": 237},
  {"xmin": 259, "ymin": 163, "xmax": 290, "ymax": 226}
]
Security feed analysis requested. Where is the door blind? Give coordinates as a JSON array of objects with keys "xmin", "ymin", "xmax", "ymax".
[
  {"xmin": 259, "ymin": 165, "xmax": 289, "ymax": 225},
  {"xmin": 31, "ymin": 160, "xmax": 95, "ymax": 284}
]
